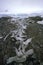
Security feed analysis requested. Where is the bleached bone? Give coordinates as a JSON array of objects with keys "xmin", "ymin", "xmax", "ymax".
[
  {"xmin": 4, "ymin": 32, "xmax": 11, "ymax": 41},
  {"xmin": 25, "ymin": 49, "xmax": 34, "ymax": 57},
  {"xmin": 7, "ymin": 49, "xmax": 34, "ymax": 64},
  {"xmin": 23, "ymin": 38, "xmax": 32, "ymax": 45},
  {"xmin": 14, "ymin": 47, "xmax": 23, "ymax": 57},
  {"xmin": 16, "ymin": 38, "xmax": 32, "ymax": 56}
]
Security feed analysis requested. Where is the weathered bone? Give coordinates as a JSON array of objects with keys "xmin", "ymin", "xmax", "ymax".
[{"xmin": 7, "ymin": 49, "xmax": 34, "ymax": 64}]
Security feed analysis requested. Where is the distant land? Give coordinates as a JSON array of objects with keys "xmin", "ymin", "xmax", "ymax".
[{"xmin": 0, "ymin": 12, "xmax": 43, "ymax": 18}]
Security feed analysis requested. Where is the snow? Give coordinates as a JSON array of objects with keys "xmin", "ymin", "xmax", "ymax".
[{"xmin": 37, "ymin": 20, "xmax": 43, "ymax": 24}]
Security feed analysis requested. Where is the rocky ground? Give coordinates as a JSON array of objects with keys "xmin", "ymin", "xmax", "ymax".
[{"xmin": 0, "ymin": 15, "xmax": 43, "ymax": 65}]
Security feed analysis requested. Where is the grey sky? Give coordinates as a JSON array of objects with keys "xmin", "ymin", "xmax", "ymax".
[{"xmin": 0, "ymin": 0, "xmax": 43, "ymax": 14}]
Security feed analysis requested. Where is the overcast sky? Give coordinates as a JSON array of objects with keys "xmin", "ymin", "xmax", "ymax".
[{"xmin": 0, "ymin": 0, "xmax": 43, "ymax": 14}]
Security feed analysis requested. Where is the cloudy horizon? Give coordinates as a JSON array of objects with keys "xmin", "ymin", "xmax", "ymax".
[{"xmin": 0, "ymin": 0, "xmax": 43, "ymax": 14}]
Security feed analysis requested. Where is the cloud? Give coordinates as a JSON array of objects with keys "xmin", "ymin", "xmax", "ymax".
[{"xmin": 0, "ymin": 0, "xmax": 43, "ymax": 14}]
